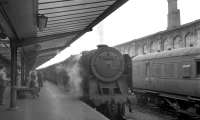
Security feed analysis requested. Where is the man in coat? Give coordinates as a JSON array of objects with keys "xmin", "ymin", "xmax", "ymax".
[{"xmin": 0, "ymin": 66, "xmax": 10, "ymax": 105}]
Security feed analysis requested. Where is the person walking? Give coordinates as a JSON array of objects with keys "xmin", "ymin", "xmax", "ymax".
[{"xmin": 0, "ymin": 66, "xmax": 10, "ymax": 105}]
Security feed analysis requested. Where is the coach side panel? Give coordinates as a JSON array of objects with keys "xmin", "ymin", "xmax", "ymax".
[{"xmin": 132, "ymin": 54, "xmax": 200, "ymax": 98}]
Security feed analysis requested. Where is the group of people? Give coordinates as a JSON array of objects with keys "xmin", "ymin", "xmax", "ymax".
[{"xmin": 0, "ymin": 67, "xmax": 44, "ymax": 105}]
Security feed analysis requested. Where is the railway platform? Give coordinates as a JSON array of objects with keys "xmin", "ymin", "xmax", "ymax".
[{"xmin": 0, "ymin": 81, "xmax": 109, "ymax": 120}]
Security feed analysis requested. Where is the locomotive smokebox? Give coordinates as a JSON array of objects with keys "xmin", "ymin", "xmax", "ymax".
[{"xmin": 90, "ymin": 45, "xmax": 125, "ymax": 82}]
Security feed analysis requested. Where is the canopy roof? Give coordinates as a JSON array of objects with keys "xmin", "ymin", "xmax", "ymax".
[{"xmin": 0, "ymin": 0, "xmax": 128, "ymax": 68}]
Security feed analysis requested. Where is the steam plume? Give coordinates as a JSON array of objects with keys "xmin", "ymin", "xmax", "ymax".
[{"xmin": 56, "ymin": 54, "xmax": 83, "ymax": 97}]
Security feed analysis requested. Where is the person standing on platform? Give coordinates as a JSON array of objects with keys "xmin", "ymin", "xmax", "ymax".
[
  {"xmin": 0, "ymin": 66, "xmax": 10, "ymax": 105},
  {"xmin": 37, "ymin": 71, "xmax": 43, "ymax": 91},
  {"xmin": 29, "ymin": 70, "xmax": 39, "ymax": 98}
]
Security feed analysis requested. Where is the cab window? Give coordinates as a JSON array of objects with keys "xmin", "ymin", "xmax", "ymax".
[
  {"xmin": 102, "ymin": 88, "xmax": 109, "ymax": 95},
  {"xmin": 113, "ymin": 88, "xmax": 121, "ymax": 94}
]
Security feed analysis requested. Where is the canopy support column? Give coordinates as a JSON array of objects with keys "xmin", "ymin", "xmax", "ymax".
[{"xmin": 9, "ymin": 38, "xmax": 18, "ymax": 109}]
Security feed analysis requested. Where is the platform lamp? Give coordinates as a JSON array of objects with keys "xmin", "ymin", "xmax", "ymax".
[
  {"xmin": 0, "ymin": 32, "xmax": 7, "ymax": 39},
  {"xmin": 0, "ymin": 28, "xmax": 7, "ymax": 39},
  {"xmin": 37, "ymin": 14, "xmax": 48, "ymax": 31}
]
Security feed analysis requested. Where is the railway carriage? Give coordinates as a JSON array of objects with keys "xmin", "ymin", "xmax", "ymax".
[{"xmin": 132, "ymin": 47, "xmax": 200, "ymax": 115}]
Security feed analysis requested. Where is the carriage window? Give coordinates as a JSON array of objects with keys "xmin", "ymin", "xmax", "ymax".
[
  {"xmin": 197, "ymin": 61, "xmax": 200, "ymax": 76},
  {"xmin": 102, "ymin": 88, "xmax": 109, "ymax": 95},
  {"xmin": 113, "ymin": 88, "xmax": 121, "ymax": 94},
  {"xmin": 152, "ymin": 63, "xmax": 162, "ymax": 77},
  {"xmin": 163, "ymin": 63, "xmax": 175, "ymax": 78},
  {"xmin": 182, "ymin": 64, "xmax": 191, "ymax": 78}
]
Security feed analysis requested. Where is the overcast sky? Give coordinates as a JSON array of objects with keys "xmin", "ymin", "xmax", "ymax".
[{"xmin": 37, "ymin": 0, "xmax": 200, "ymax": 69}]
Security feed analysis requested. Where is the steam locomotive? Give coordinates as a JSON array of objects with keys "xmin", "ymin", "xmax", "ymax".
[
  {"xmin": 48, "ymin": 45, "xmax": 136, "ymax": 120},
  {"xmin": 79, "ymin": 45, "xmax": 135, "ymax": 119},
  {"xmin": 132, "ymin": 47, "xmax": 200, "ymax": 116}
]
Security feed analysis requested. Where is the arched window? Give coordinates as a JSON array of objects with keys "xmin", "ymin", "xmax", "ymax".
[
  {"xmin": 120, "ymin": 47, "xmax": 124, "ymax": 54},
  {"xmin": 124, "ymin": 46, "xmax": 129, "ymax": 54},
  {"xmin": 197, "ymin": 29, "xmax": 200, "ymax": 46},
  {"xmin": 129, "ymin": 43, "xmax": 136, "ymax": 57},
  {"xmin": 157, "ymin": 40, "xmax": 161, "ymax": 52},
  {"xmin": 127, "ymin": 45, "xmax": 131, "ymax": 55},
  {"xmin": 185, "ymin": 33, "xmax": 194, "ymax": 47},
  {"xmin": 150, "ymin": 40, "xmax": 161, "ymax": 53},
  {"xmin": 137, "ymin": 44, "xmax": 143, "ymax": 55},
  {"xmin": 122, "ymin": 47, "xmax": 126, "ymax": 54},
  {"xmin": 150, "ymin": 41, "xmax": 155, "ymax": 53},
  {"xmin": 173, "ymin": 36, "xmax": 183, "ymax": 49},
  {"xmin": 164, "ymin": 38, "xmax": 173, "ymax": 51},
  {"xmin": 143, "ymin": 44, "xmax": 148, "ymax": 54}
]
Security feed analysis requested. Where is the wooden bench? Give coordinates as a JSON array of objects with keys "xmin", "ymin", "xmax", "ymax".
[{"xmin": 16, "ymin": 86, "xmax": 34, "ymax": 99}]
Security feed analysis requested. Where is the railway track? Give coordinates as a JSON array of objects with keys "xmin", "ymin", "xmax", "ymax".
[
  {"xmin": 126, "ymin": 104, "xmax": 178, "ymax": 120},
  {"xmin": 128, "ymin": 103, "xmax": 200, "ymax": 120}
]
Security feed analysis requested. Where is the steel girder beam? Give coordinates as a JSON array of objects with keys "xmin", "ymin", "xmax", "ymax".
[
  {"xmin": 37, "ymin": 53, "xmax": 55, "ymax": 58},
  {"xmin": 37, "ymin": 46, "xmax": 64, "ymax": 55},
  {"xmin": 25, "ymin": 47, "xmax": 61, "ymax": 59},
  {"xmin": 18, "ymin": 29, "xmax": 89, "ymax": 47}
]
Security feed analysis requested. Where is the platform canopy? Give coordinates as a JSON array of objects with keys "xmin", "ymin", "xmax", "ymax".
[{"xmin": 0, "ymin": 0, "xmax": 128, "ymax": 68}]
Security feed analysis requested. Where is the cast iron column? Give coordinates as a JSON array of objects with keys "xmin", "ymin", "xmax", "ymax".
[{"xmin": 9, "ymin": 38, "xmax": 17, "ymax": 109}]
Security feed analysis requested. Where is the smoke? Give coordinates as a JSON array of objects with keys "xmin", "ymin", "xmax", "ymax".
[{"xmin": 56, "ymin": 54, "xmax": 83, "ymax": 97}]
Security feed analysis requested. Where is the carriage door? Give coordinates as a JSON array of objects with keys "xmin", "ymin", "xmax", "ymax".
[
  {"xmin": 145, "ymin": 61, "xmax": 150, "ymax": 89},
  {"xmin": 195, "ymin": 59, "xmax": 200, "ymax": 96},
  {"xmin": 196, "ymin": 60, "xmax": 200, "ymax": 78}
]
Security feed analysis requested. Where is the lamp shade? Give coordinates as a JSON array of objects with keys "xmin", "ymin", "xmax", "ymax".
[
  {"xmin": 37, "ymin": 14, "xmax": 48, "ymax": 31},
  {"xmin": 0, "ymin": 32, "xmax": 7, "ymax": 39}
]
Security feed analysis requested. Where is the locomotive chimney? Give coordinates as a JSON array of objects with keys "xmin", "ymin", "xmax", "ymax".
[
  {"xmin": 167, "ymin": 0, "xmax": 180, "ymax": 29},
  {"xmin": 97, "ymin": 44, "xmax": 108, "ymax": 49}
]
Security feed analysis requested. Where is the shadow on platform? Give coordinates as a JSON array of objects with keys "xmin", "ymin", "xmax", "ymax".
[{"xmin": 0, "ymin": 81, "xmax": 109, "ymax": 120}]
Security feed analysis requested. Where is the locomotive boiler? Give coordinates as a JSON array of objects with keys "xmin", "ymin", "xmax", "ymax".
[{"xmin": 79, "ymin": 45, "xmax": 135, "ymax": 119}]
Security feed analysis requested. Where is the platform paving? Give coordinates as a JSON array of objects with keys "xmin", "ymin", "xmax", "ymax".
[{"xmin": 0, "ymin": 81, "xmax": 109, "ymax": 120}]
